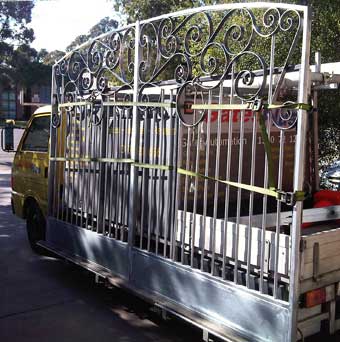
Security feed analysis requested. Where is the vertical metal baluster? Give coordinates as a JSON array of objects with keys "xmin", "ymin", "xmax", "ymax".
[
  {"xmin": 86, "ymin": 115, "xmax": 91, "ymax": 229},
  {"xmin": 259, "ymin": 117, "xmax": 272, "ymax": 292},
  {"xmin": 171, "ymin": 108, "xmax": 181, "ymax": 261},
  {"xmin": 60, "ymin": 77, "xmax": 66, "ymax": 222},
  {"xmin": 181, "ymin": 122, "xmax": 192, "ymax": 264},
  {"xmin": 94, "ymin": 121, "xmax": 100, "ymax": 232},
  {"xmin": 156, "ymin": 89, "xmax": 165, "ymax": 255},
  {"xmin": 222, "ymin": 68, "xmax": 234, "ymax": 280},
  {"xmin": 120, "ymin": 110, "xmax": 127, "ymax": 241},
  {"xmin": 114, "ymin": 107, "xmax": 120, "ymax": 237},
  {"xmin": 95, "ymin": 116, "xmax": 103, "ymax": 233},
  {"xmin": 234, "ymin": 106, "xmax": 245, "ymax": 284},
  {"xmin": 75, "ymin": 110, "xmax": 81, "ymax": 227},
  {"xmin": 65, "ymin": 111, "xmax": 72, "ymax": 223},
  {"xmin": 53, "ymin": 116, "xmax": 57, "ymax": 219},
  {"xmin": 108, "ymin": 106, "xmax": 116, "ymax": 237},
  {"xmin": 118, "ymin": 110, "xmax": 124, "ymax": 239},
  {"xmin": 260, "ymin": 34, "xmax": 275, "ymax": 293},
  {"xmin": 124, "ymin": 111, "xmax": 131, "ymax": 241},
  {"xmin": 85, "ymin": 110, "xmax": 92, "ymax": 229},
  {"xmin": 71, "ymin": 111, "xmax": 76, "ymax": 225},
  {"xmin": 63, "ymin": 111, "xmax": 68, "ymax": 223},
  {"xmin": 74, "ymin": 112, "xmax": 78, "ymax": 224},
  {"xmin": 147, "ymin": 108, "xmax": 156, "ymax": 252},
  {"xmin": 90, "ymin": 114, "xmax": 96, "ymax": 231},
  {"xmin": 102, "ymin": 105, "xmax": 111, "ymax": 235},
  {"xmin": 61, "ymin": 110, "xmax": 68, "ymax": 222},
  {"xmin": 190, "ymin": 91, "xmax": 200, "ymax": 268},
  {"xmin": 201, "ymin": 90, "xmax": 212, "ymax": 272},
  {"xmin": 126, "ymin": 109, "xmax": 133, "ymax": 241},
  {"xmin": 78, "ymin": 109, "xmax": 82, "ymax": 227},
  {"xmin": 274, "ymin": 129, "xmax": 285, "ymax": 298},
  {"xmin": 140, "ymin": 109, "xmax": 149, "ymax": 249},
  {"xmin": 96, "ymin": 121, "xmax": 101, "ymax": 231},
  {"xmin": 74, "ymin": 110, "xmax": 79, "ymax": 226},
  {"xmin": 211, "ymin": 83, "xmax": 224, "ymax": 276},
  {"xmin": 49, "ymin": 69, "xmax": 58, "ymax": 219},
  {"xmin": 90, "ymin": 118, "xmax": 95, "ymax": 231},
  {"xmin": 80, "ymin": 106, "xmax": 88, "ymax": 228},
  {"xmin": 289, "ymin": 8, "xmax": 311, "ymax": 341},
  {"xmin": 313, "ymin": 52, "xmax": 321, "ymax": 191},
  {"xmin": 56, "ymin": 109, "xmax": 64, "ymax": 221},
  {"xmin": 163, "ymin": 91, "xmax": 172, "ymax": 258},
  {"xmin": 246, "ymin": 111, "xmax": 258, "ymax": 288},
  {"xmin": 166, "ymin": 89, "xmax": 175, "ymax": 259},
  {"xmin": 155, "ymin": 108, "xmax": 160, "ymax": 254},
  {"xmin": 114, "ymin": 110, "xmax": 121, "ymax": 239},
  {"xmin": 109, "ymin": 106, "xmax": 115, "ymax": 237},
  {"xmin": 127, "ymin": 21, "xmax": 141, "ymax": 251},
  {"xmin": 67, "ymin": 110, "xmax": 72, "ymax": 224},
  {"xmin": 96, "ymin": 118, "xmax": 103, "ymax": 232},
  {"xmin": 126, "ymin": 110, "xmax": 133, "ymax": 241}
]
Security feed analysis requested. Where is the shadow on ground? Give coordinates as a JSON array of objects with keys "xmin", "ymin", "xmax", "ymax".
[{"xmin": 0, "ymin": 201, "xmax": 202, "ymax": 342}]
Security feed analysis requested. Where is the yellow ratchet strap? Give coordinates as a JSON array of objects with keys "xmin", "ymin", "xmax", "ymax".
[
  {"xmin": 176, "ymin": 167, "xmax": 305, "ymax": 205},
  {"xmin": 50, "ymin": 157, "xmax": 304, "ymax": 205},
  {"xmin": 58, "ymin": 101, "xmax": 176, "ymax": 109},
  {"xmin": 50, "ymin": 157, "xmax": 135, "ymax": 164},
  {"xmin": 58, "ymin": 100, "xmax": 311, "ymax": 112},
  {"xmin": 190, "ymin": 101, "xmax": 312, "ymax": 112}
]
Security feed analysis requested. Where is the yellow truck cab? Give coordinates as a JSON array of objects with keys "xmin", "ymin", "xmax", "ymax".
[{"xmin": 11, "ymin": 105, "xmax": 50, "ymax": 252}]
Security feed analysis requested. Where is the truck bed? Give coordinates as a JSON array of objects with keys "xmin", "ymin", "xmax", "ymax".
[{"xmin": 176, "ymin": 206, "xmax": 340, "ymax": 292}]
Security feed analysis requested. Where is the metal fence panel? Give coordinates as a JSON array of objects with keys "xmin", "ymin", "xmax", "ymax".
[{"xmin": 48, "ymin": 3, "xmax": 310, "ymax": 341}]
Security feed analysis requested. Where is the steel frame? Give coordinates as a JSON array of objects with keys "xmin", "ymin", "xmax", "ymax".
[{"xmin": 47, "ymin": 3, "xmax": 311, "ymax": 341}]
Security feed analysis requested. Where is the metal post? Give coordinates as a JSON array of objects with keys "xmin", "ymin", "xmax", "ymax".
[
  {"xmin": 289, "ymin": 7, "xmax": 311, "ymax": 342},
  {"xmin": 313, "ymin": 52, "xmax": 321, "ymax": 191},
  {"xmin": 127, "ymin": 21, "xmax": 141, "ymax": 250},
  {"xmin": 48, "ymin": 66, "xmax": 58, "ymax": 217}
]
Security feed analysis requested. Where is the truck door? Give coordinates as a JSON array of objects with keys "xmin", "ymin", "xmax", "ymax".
[{"xmin": 14, "ymin": 115, "xmax": 50, "ymax": 215}]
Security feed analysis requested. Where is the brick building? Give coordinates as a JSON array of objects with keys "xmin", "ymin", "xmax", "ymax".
[{"xmin": 0, "ymin": 84, "xmax": 50, "ymax": 121}]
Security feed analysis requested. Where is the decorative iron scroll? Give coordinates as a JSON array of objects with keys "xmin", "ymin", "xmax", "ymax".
[{"xmin": 52, "ymin": 5, "xmax": 303, "ymax": 128}]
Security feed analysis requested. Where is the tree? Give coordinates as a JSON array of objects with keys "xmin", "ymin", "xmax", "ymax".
[
  {"xmin": 114, "ymin": 0, "xmax": 199, "ymax": 23},
  {"xmin": 0, "ymin": 1, "xmax": 35, "ymax": 86},
  {"xmin": 66, "ymin": 17, "xmax": 119, "ymax": 52},
  {"xmin": 42, "ymin": 50, "xmax": 66, "ymax": 66},
  {"xmin": 10, "ymin": 44, "xmax": 51, "ymax": 87},
  {"xmin": 308, "ymin": 0, "xmax": 340, "ymax": 166},
  {"xmin": 66, "ymin": 34, "xmax": 88, "ymax": 53}
]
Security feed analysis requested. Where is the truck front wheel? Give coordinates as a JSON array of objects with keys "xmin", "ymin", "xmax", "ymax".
[{"xmin": 26, "ymin": 202, "xmax": 46, "ymax": 254}]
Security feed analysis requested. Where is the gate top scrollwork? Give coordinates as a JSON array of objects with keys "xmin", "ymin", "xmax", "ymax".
[{"xmin": 52, "ymin": 3, "xmax": 307, "ymax": 128}]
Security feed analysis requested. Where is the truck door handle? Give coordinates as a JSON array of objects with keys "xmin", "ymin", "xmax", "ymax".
[{"xmin": 44, "ymin": 167, "xmax": 48, "ymax": 178}]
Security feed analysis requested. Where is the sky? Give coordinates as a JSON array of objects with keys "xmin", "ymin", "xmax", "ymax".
[{"xmin": 29, "ymin": 0, "xmax": 119, "ymax": 52}]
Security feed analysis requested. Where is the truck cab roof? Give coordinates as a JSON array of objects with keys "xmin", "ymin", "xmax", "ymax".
[{"xmin": 33, "ymin": 105, "xmax": 51, "ymax": 116}]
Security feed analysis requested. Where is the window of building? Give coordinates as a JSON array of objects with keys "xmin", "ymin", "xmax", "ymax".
[{"xmin": 1, "ymin": 90, "xmax": 16, "ymax": 119}]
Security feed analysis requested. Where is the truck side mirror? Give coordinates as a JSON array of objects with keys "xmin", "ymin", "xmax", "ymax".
[{"xmin": 1, "ymin": 123, "xmax": 15, "ymax": 152}]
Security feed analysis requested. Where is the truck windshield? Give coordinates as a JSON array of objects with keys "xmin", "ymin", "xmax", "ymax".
[{"xmin": 22, "ymin": 116, "xmax": 50, "ymax": 152}]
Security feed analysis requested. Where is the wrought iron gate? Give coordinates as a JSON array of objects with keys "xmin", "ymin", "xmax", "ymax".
[{"xmin": 48, "ymin": 3, "xmax": 311, "ymax": 341}]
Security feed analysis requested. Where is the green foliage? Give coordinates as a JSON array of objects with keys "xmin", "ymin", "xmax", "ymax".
[
  {"xmin": 0, "ymin": 1, "xmax": 35, "ymax": 86},
  {"xmin": 317, "ymin": 89, "xmax": 340, "ymax": 166},
  {"xmin": 66, "ymin": 17, "xmax": 119, "ymax": 52},
  {"xmin": 0, "ymin": 1, "xmax": 34, "ymax": 44},
  {"xmin": 309, "ymin": 0, "xmax": 340, "ymax": 164},
  {"xmin": 11, "ymin": 45, "xmax": 51, "ymax": 87},
  {"xmin": 42, "ymin": 50, "xmax": 65, "ymax": 66},
  {"xmin": 114, "ymin": 0, "xmax": 201, "ymax": 23}
]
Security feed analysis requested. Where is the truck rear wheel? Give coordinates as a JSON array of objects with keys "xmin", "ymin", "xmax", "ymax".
[{"xmin": 26, "ymin": 202, "xmax": 46, "ymax": 254}]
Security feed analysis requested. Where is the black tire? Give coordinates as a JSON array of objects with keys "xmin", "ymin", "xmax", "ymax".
[{"xmin": 26, "ymin": 202, "xmax": 46, "ymax": 254}]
